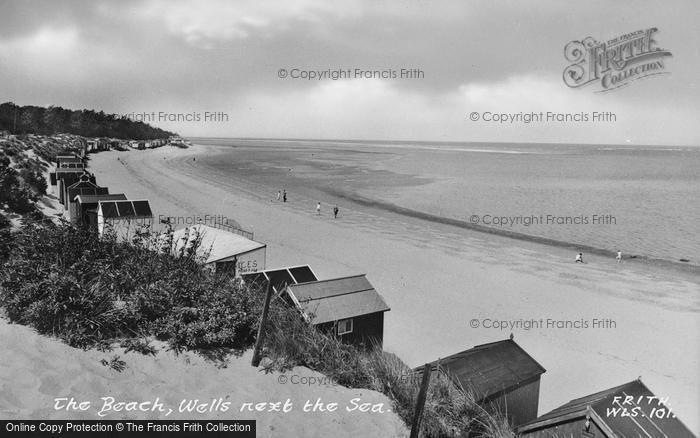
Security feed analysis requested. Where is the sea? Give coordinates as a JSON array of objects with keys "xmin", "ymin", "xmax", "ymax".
[{"xmin": 188, "ymin": 138, "xmax": 700, "ymax": 267}]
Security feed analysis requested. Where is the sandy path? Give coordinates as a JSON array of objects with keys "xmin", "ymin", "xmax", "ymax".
[{"xmin": 88, "ymin": 145, "xmax": 700, "ymax": 433}]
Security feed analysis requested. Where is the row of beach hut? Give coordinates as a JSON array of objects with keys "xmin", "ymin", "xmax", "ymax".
[
  {"xmin": 48, "ymin": 153, "xmax": 695, "ymax": 438},
  {"xmin": 50, "ymin": 154, "xmax": 153, "ymax": 236},
  {"xmin": 82, "ymin": 136, "xmax": 189, "ymax": 154}
]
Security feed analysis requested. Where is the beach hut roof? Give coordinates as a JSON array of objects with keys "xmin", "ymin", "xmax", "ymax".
[
  {"xmin": 98, "ymin": 199, "xmax": 153, "ymax": 219},
  {"xmin": 67, "ymin": 186, "xmax": 109, "ymax": 201},
  {"xmin": 54, "ymin": 168, "xmax": 86, "ymax": 174},
  {"xmin": 242, "ymin": 265, "xmax": 318, "ymax": 296},
  {"xmin": 172, "ymin": 224, "xmax": 265, "ymax": 264},
  {"xmin": 67, "ymin": 176, "xmax": 99, "ymax": 190},
  {"xmin": 75, "ymin": 193, "xmax": 127, "ymax": 204},
  {"xmin": 518, "ymin": 379, "xmax": 695, "ymax": 437},
  {"xmin": 416, "ymin": 338, "xmax": 545, "ymax": 402},
  {"xmin": 286, "ymin": 275, "xmax": 390, "ymax": 325}
]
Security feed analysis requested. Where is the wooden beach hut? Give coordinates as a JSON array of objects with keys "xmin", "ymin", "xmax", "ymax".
[
  {"xmin": 241, "ymin": 265, "xmax": 318, "ymax": 297},
  {"xmin": 284, "ymin": 275, "xmax": 390, "ymax": 348},
  {"xmin": 52, "ymin": 169, "xmax": 96, "ymax": 201},
  {"xmin": 172, "ymin": 224, "xmax": 266, "ymax": 275},
  {"xmin": 54, "ymin": 154, "xmax": 83, "ymax": 168},
  {"xmin": 518, "ymin": 379, "xmax": 695, "ymax": 438},
  {"xmin": 97, "ymin": 199, "xmax": 153, "ymax": 238},
  {"xmin": 416, "ymin": 337, "xmax": 546, "ymax": 427},
  {"xmin": 62, "ymin": 173, "xmax": 109, "ymax": 215},
  {"xmin": 74, "ymin": 193, "xmax": 127, "ymax": 229}
]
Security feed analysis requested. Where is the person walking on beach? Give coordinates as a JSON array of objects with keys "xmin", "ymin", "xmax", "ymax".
[
  {"xmin": 316, "ymin": 202, "xmax": 321, "ymax": 216},
  {"xmin": 277, "ymin": 190, "xmax": 281, "ymax": 201},
  {"xmin": 333, "ymin": 205, "xmax": 339, "ymax": 219},
  {"xmin": 283, "ymin": 190, "xmax": 287, "ymax": 203},
  {"xmin": 575, "ymin": 252, "xmax": 584, "ymax": 263},
  {"xmin": 616, "ymin": 250, "xmax": 622, "ymax": 263}
]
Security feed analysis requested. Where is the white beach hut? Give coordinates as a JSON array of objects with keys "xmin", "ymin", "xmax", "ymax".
[
  {"xmin": 172, "ymin": 224, "xmax": 266, "ymax": 275},
  {"xmin": 96, "ymin": 199, "xmax": 154, "ymax": 239}
]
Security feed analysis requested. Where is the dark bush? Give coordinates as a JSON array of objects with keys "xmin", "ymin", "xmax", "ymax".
[{"xmin": 0, "ymin": 221, "xmax": 260, "ymax": 352}]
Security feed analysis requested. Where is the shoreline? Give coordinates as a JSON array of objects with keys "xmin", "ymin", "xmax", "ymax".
[
  {"xmin": 88, "ymin": 144, "xmax": 699, "ymax": 433},
  {"xmin": 164, "ymin": 143, "xmax": 700, "ymax": 281},
  {"xmin": 180, "ymin": 139, "xmax": 699, "ymax": 272}
]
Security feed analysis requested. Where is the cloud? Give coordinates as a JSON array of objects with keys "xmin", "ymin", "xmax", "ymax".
[
  {"xmin": 0, "ymin": 26, "xmax": 88, "ymax": 85},
  {"xmin": 0, "ymin": 1, "xmax": 697, "ymax": 145},
  {"xmin": 165, "ymin": 74, "xmax": 697, "ymax": 145},
  {"xmin": 133, "ymin": 0, "xmax": 363, "ymax": 47},
  {"xmin": 0, "ymin": 26, "xmax": 79, "ymax": 57}
]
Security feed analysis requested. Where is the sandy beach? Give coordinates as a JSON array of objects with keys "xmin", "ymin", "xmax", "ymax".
[{"xmin": 85, "ymin": 144, "xmax": 699, "ymax": 433}]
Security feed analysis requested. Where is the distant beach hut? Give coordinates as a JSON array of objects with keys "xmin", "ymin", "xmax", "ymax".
[
  {"xmin": 241, "ymin": 265, "xmax": 318, "ymax": 298},
  {"xmin": 74, "ymin": 193, "xmax": 127, "ymax": 230},
  {"xmin": 415, "ymin": 338, "xmax": 546, "ymax": 427},
  {"xmin": 172, "ymin": 224, "xmax": 266, "ymax": 275},
  {"xmin": 54, "ymin": 154, "xmax": 82, "ymax": 168},
  {"xmin": 518, "ymin": 379, "xmax": 695, "ymax": 438},
  {"xmin": 96, "ymin": 199, "xmax": 154, "ymax": 239},
  {"xmin": 284, "ymin": 274, "xmax": 390, "ymax": 348}
]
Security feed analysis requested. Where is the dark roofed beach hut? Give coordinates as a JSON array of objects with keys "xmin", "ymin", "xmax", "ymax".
[
  {"xmin": 518, "ymin": 379, "xmax": 695, "ymax": 438},
  {"xmin": 55, "ymin": 154, "xmax": 82, "ymax": 167},
  {"xmin": 53, "ymin": 169, "xmax": 96, "ymax": 202},
  {"xmin": 285, "ymin": 275, "xmax": 390, "ymax": 348},
  {"xmin": 416, "ymin": 338, "xmax": 545, "ymax": 427},
  {"xmin": 74, "ymin": 193, "xmax": 127, "ymax": 230},
  {"xmin": 242, "ymin": 265, "xmax": 318, "ymax": 298},
  {"xmin": 63, "ymin": 174, "xmax": 109, "ymax": 217},
  {"xmin": 97, "ymin": 199, "xmax": 154, "ymax": 239}
]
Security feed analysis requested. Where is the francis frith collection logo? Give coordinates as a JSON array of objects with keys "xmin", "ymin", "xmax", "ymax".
[{"xmin": 563, "ymin": 27, "xmax": 672, "ymax": 92}]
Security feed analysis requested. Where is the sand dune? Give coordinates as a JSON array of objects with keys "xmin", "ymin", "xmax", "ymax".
[{"xmin": 0, "ymin": 319, "xmax": 408, "ymax": 438}]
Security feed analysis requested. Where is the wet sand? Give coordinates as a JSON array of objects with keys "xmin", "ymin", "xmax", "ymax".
[{"xmin": 87, "ymin": 144, "xmax": 700, "ymax": 433}]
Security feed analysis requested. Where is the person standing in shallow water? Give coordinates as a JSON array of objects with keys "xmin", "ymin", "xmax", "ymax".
[
  {"xmin": 333, "ymin": 205, "xmax": 339, "ymax": 219},
  {"xmin": 277, "ymin": 190, "xmax": 281, "ymax": 201},
  {"xmin": 316, "ymin": 202, "xmax": 321, "ymax": 215},
  {"xmin": 282, "ymin": 190, "xmax": 287, "ymax": 202},
  {"xmin": 616, "ymin": 250, "xmax": 622, "ymax": 263}
]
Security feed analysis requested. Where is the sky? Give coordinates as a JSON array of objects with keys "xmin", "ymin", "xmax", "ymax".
[{"xmin": 0, "ymin": 0, "xmax": 698, "ymax": 145}]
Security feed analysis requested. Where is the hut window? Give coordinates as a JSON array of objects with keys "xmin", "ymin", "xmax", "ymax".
[{"xmin": 337, "ymin": 318, "xmax": 353, "ymax": 335}]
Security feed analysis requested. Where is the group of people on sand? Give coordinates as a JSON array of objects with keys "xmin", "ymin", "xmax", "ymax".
[
  {"xmin": 575, "ymin": 250, "xmax": 623, "ymax": 264},
  {"xmin": 275, "ymin": 189, "xmax": 339, "ymax": 218},
  {"xmin": 316, "ymin": 202, "xmax": 340, "ymax": 219}
]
